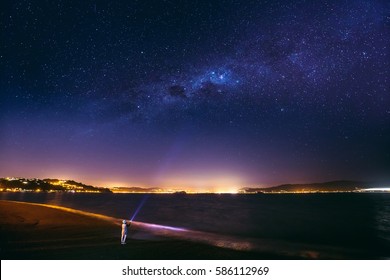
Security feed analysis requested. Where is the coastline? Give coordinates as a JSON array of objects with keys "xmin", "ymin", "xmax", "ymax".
[{"xmin": 0, "ymin": 200, "xmax": 285, "ymax": 260}]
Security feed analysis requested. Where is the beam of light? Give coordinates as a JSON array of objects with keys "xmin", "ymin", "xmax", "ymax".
[
  {"xmin": 8, "ymin": 201, "xmax": 119, "ymax": 224},
  {"xmin": 130, "ymin": 195, "xmax": 149, "ymax": 221},
  {"xmin": 142, "ymin": 222, "xmax": 187, "ymax": 232}
]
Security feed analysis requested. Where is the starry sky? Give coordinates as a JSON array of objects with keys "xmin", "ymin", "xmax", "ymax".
[{"xmin": 1, "ymin": 0, "xmax": 389, "ymax": 191}]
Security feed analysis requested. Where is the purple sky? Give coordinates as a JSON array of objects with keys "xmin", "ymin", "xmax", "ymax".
[{"xmin": 1, "ymin": 0, "xmax": 389, "ymax": 191}]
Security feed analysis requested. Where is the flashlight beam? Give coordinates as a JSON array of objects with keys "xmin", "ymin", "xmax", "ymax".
[{"xmin": 130, "ymin": 195, "xmax": 149, "ymax": 221}]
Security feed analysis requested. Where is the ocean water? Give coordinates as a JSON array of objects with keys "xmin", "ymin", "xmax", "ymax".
[{"xmin": 1, "ymin": 192, "xmax": 389, "ymax": 258}]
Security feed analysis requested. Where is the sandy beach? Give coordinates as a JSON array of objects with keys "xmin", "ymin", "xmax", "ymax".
[{"xmin": 0, "ymin": 200, "xmax": 286, "ymax": 260}]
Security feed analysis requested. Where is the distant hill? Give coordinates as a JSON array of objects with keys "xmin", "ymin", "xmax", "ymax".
[
  {"xmin": 0, "ymin": 177, "xmax": 111, "ymax": 193},
  {"xmin": 240, "ymin": 180, "xmax": 370, "ymax": 193}
]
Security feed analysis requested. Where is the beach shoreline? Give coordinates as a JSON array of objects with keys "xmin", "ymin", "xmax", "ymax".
[{"xmin": 0, "ymin": 200, "xmax": 287, "ymax": 260}]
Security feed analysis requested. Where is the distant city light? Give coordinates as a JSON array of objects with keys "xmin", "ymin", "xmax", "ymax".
[{"xmin": 362, "ymin": 188, "xmax": 390, "ymax": 192}]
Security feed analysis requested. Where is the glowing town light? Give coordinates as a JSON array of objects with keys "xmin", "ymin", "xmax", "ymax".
[{"xmin": 362, "ymin": 188, "xmax": 390, "ymax": 192}]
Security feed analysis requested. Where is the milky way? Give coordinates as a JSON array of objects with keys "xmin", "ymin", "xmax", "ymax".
[{"xmin": 1, "ymin": 0, "xmax": 389, "ymax": 189}]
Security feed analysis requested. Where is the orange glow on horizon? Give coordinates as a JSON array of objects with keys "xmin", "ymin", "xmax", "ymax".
[
  {"xmin": 94, "ymin": 173, "xmax": 245, "ymax": 193},
  {"xmin": 9, "ymin": 173, "xmax": 246, "ymax": 193},
  {"xmin": 156, "ymin": 173, "xmax": 244, "ymax": 193}
]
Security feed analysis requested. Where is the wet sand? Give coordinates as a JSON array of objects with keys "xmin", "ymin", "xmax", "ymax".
[{"xmin": 0, "ymin": 200, "xmax": 285, "ymax": 260}]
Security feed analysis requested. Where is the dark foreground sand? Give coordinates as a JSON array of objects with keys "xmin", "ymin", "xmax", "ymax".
[{"xmin": 0, "ymin": 200, "xmax": 287, "ymax": 260}]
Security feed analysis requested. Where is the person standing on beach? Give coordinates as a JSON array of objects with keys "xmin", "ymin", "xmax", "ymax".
[{"xmin": 121, "ymin": 220, "xmax": 130, "ymax": 244}]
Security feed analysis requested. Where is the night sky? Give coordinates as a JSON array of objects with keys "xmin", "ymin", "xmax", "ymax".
[{"xmin": 1, "ymin": 0, "xmax": 389, "ymax": 192}]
